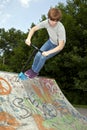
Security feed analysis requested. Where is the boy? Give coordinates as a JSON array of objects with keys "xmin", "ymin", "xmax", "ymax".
[{"xmin": 25, "ymin": 8, "xmax": 66, "ymax": 78}]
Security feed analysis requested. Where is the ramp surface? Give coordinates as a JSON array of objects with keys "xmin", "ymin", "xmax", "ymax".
[{"xmin": 0, "ymin": 71, "xmax": 87, "ymax": 130}]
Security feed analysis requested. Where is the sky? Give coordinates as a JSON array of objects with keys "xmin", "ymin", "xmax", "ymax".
[{"xmin": 0, "ymin": 0, "xmax": 66, "ymax": 33}]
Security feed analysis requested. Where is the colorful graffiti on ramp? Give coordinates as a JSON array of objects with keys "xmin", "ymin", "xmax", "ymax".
[{"xmin": 0, "ymin": 71, "xmax": 87, "ymax": 130}]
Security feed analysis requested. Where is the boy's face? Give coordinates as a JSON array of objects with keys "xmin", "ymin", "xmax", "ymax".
[{"xmin": 49, "ymin": 19, "xmax": 57, "ymax": 27}]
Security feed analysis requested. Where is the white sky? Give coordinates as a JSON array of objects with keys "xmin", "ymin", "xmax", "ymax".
[{"xmin": 0, "ymin": 0, "xmax": 66, "ymax": 33}]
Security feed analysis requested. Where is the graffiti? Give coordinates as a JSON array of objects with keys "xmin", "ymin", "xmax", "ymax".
[
  {"xmin": 33, "ymin": 114, "xmax": 54, "ymax": 130},
  {"xmin": 40, "ymin": 78, "xmax": 61, "ymax": 95},
  {"xmin": 0, "ymin": 77, "xmax": 11, "ymax": 95},
  {"xmin": 26, "ymin": 91, "xmax": 57, "ymax": 119},
  {"xmin": 13, "ymin": 98, "xmax": 31, "ymax": 118},
  {"xmin": 0, "ymin": 71, "xmax": 87, "ymax": 130},
  {"xmin": 28, "ymin": 91, "xmax": 39, "ymax": 107},
  {"xmin": 0, "ymin": 111, "xmax": 20, "ymax": 130},
  {"xmin": 32, "ymin": 84, "xmax": 53, "ymax": 103},
  {"xmin": 42, "ymin": 103, "xmax": 57, "ymax": 119}
]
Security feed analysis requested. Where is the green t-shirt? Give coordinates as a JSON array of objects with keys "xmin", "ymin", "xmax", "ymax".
[{"xmin": 37, "ymin": 19, "xmax": 66, "ymax": 45}]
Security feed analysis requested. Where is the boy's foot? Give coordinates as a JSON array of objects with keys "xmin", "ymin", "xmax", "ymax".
[
  {"xmin": 24, "ymin": 69, "xmax": 32, "ymax": 77},
  {"xmin": 25, "ymin": 69, "xmax": 38, "ymax": 79}
]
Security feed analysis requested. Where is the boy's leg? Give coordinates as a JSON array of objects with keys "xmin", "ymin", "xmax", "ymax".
[
  {"xmin": 32, "ymin": 40, "xmax": 52, "ymax": 73},
  {"xmin": 32, "ymin": 40, "xmax": 58, "ymax": 73},
  {"xmin": 25, "ymin": 40, "xmax": 59, "ymax": 78}
]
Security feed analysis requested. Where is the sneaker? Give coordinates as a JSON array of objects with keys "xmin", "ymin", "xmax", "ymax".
[
  {"xmin": 25, "ymin": 69, "xmax": 38, "ymax": 78},
  {"xmin": 29, "ymin": 69, "xmax": 38, "ymax": 79},
  {"xmin": 24, "ymin": 69, "xmax": 32, "ymax": 77}
]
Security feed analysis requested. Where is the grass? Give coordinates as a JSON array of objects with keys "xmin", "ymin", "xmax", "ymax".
[{"xmin": 73, "ymin": 104, "xmax": 87, "ymax": 108}]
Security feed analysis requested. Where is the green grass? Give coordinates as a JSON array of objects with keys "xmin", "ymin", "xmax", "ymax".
[{"xmin": 73, "ymin": 104, "xmax": 87, "ymax": 108}]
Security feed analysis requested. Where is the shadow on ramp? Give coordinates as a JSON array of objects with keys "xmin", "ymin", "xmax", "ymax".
[{"xmin": 0, "ymin": 71, "xmax": 87, "ymax": 130}]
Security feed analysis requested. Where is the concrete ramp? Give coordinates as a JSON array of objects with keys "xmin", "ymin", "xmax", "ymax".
[{"xmin": 0, "ymin": 71, "xmax": 87, "ymax": 130}]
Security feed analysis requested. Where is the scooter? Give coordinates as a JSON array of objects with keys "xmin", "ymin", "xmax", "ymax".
[{"xmin": 18, "ymin": 44, "xmax": 42, "ymax": 80}]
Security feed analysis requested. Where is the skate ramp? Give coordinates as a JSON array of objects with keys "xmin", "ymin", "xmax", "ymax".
[{"xmin": 0, "ymin": 71, "xmax": 87, "ymax": 130}]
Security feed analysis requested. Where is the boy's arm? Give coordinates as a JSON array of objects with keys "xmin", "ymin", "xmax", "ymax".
[
  {"xmin": 25, "ymin": 25, "xmax": 39, "ymax": 46},
  {"xmin": 42, "ymin": 40, "xmax": 65, "ymax": 56}
]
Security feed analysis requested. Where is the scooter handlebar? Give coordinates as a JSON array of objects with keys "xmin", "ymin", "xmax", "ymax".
[{"xmin": 31, "ymin": 44, "xmax": 43, "ymax": 53}]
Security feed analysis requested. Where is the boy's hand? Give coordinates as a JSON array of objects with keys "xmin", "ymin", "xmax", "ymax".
[
  {"xmin": 42, "ymin": 51, "xmax": 50, "ymax": 56},
  {"xmin": 25, "ymin": 39, "xmax": 31, "ymax": 46}
]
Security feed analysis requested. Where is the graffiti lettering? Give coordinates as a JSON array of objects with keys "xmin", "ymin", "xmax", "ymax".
[
  {"xmin": 42, "ymin": 103, "xmax": 57, "ymax": 119},
  {"xmin": 13, "ymin": 98, "xmax": 31, "ymax": 118}
]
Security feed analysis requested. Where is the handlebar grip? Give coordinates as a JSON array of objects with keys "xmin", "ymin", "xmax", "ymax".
[{"xmin": 31, "ymin": 44, "xmax": 43, "ymax": 53}]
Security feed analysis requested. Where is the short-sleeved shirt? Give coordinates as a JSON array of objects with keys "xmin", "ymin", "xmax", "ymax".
[{"xmin": 37, "ymin": 19, "xmax": 66, "ymax": 45}]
